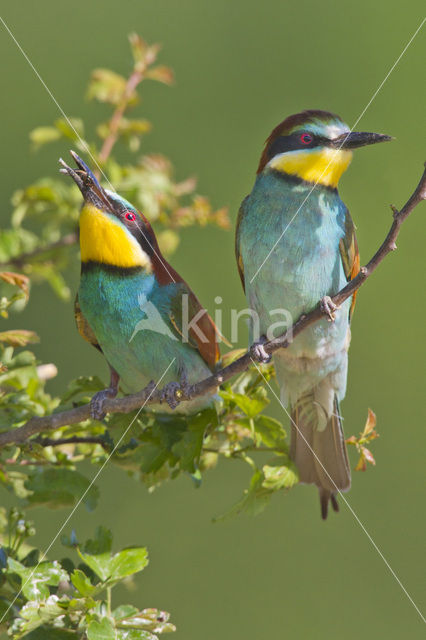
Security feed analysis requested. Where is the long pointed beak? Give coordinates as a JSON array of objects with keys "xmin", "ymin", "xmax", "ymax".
[
  {"xmin": 331, "ymin": 131, "xmax": 393, "ymax": 150},
  {"xmin": 59, "ymin": 151, "xmax": 113, "ymax": 211}
]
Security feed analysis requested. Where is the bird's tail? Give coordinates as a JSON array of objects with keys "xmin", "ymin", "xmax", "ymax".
[{"xmin": 290, "ymin": 385, "xmax": 351, "ymax": 519}]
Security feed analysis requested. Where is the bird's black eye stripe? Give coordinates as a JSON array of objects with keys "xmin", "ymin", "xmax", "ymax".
[{"xmin": 267, "ymin": 132, "xmax": 322, "ymax": 159}]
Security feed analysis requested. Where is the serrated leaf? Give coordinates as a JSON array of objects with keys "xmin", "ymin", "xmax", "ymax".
[
  {"xmin": 8, "ymin": 558, "xmax": 68, "ymax": 601},
  {"xmin": 262, "ymin": 460, "xmax": 298, "ymax": 490},
  {"xmin": 172, "ymin": 408, "xmax": 216, "ymax": 474},
  {"xmin": 108, "ymin": 547, "xmax": 148, "ymax": 581},
  {"xmin": 84, "ymin": 526, "xmax": 113, "ymax": 556},
  {"xmin": 87, "ymin": 617, "xmax": 116, "ymax": 640},
  {"xmin": 220, "ymin": 390, "xmax": 268, "ymax": 418},
  {"xmin": 10, "ymin": 595, "xmax": 64, "ymax": 636},
  {"xmin": 71, "ymin": 568, "xmax": 96, "ymax": 596},
  {"xmin": 253, "ymin": 414, "xmax": 287, "ymax": 449},
  {"xmin": 61, "ymin": 375, "xmax": 105, "ymax": 403}
]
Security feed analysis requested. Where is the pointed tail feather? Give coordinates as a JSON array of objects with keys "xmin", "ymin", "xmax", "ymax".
[{"xmin": 290, "ymin": 392, "xmax": 351, "ymax": 519}]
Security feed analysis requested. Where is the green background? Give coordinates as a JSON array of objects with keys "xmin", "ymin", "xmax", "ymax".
[{"xmin": 0, "ymin": 1, "xmax": 425, "ymax": 638}]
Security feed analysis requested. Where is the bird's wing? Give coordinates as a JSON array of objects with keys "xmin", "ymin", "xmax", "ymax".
[
  {"xmin": 166, "ymin": 283, "xmax": 220, "ymax": 372},
  {"xmin": 235, "ymin": 196, "xmax": 249, "ymax": 292},
  {"xmin": 150, "ymin": 254, "xmax": 220, "ymax": 372},
  {"xmin": 339, "ymin": 209, "xmax": 360, "ymax": 320},
  {"xmin": 74, "ymin": 295, "xmax": 102, "ymax": 353}
]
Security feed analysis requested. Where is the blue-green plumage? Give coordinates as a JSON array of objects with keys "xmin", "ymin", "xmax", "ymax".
[
  {"xmin": 239, "ymin": 171, "xmax": 351, "ymax": 356},
  {"xmin": 60, "ymin": 151, "xmax": 220, "ymax": 417},
  {"xmin": 236, "ymin": 110, "xmax": 391, "ymax": 517},
  {"xmin": 78, "ymin": 264, "xmax": 214, "ymax": 413}
]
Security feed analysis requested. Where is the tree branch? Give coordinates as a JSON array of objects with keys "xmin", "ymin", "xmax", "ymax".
[{"xmin": 1, "ymin": 165, "xmax": 424, "ymax": 449}]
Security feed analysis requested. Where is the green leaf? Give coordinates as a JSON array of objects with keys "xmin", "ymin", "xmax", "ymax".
[
  {"xmin": 138, "ymin": 443, "xmax": 169, "ymax": 474},
  {"xmin": 220, "ymin": 390, "xmax": 268, "ymax": 418},
  {"xmin": 61, "ymin": 375, "xmax": 105, "ymax": 403},
  {"xmin": 71, "ymin": 568, "xmax": 96, "ymax": 596},
  {"xmin": 84, "ymin": 526, "xmax": 113, "ymax": 555},
  {"xmin": 78, "ymin": 545, "xmax": 148, "ymax": 584},
  {"xmin": 254, "ymin": 415, "xmax": 287, "ymax": 449},
  {"xmin": 116, "ymin": 630, "xmax": 158, "ymax": 640},
  {"xmin": 9, "ymin": 595, "xmax": 65, "ymax": 636},
  {"xmin": 262, "ymin": 460, "xmax": 298, "ymax": 490},
  {"xmin": 108, "ymin": 547, "xmax": 148, "ymax": 581},
  {"xmin": 87, "ymin": 617, "xmax": 116, "ymax": 640},
  {"xmin": 8, "ymin": 557, "xmax": 68, "ymax": 601},
  {"xmin": 172, "ymin": 408, "xmax": 216, "ymax": 474},
  {"xmin": 112, "ymin": 604, "xmax": 139, "ymax": 620},
  {"xmin": 25, "ymin": 468, "xmax": 99, "ymax": 511},
  {"xmin": 214, "ymin": 469, "xmax": 271, "ymax": 522},
  {"xmin": 115, "ymin": 607, "xmax": 175, "ymax": 635}
]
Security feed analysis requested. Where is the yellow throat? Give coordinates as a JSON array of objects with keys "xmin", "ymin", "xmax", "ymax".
[
  {"xmin": 269, "ymin": 147, "xmax": 353, "ymax": 188},
  {"xmin": 79, "ymin": 204, "xmax": 151, "ymax": 269}
]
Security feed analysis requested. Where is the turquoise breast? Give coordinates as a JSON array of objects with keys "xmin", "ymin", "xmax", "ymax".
[
  {"xmin": 78, "ymin": 265, "xmax": 214, "ymax": 411},
  {"xmin": 239, "ymin": 171, "xmax": 352, "ymax": 360}
]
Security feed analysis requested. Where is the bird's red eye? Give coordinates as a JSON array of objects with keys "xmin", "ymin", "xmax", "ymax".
[
  {"xmin": 300, "ymin": 133, "xmax": 313, "ymax": 145},
  {"xmin": 125, "ymin": 212, "xmax": 136, "ymax": 222}
]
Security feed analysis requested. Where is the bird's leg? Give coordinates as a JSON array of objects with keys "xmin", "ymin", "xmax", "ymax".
[
  {"xmin": 90, "ymin": 366, "xmax": 120, "ymax": 420},
  {"xmin": 250, "ymin": 335, "xmax": 272, "ymax": 364},
  {"xmin": 320, "ymin": 295, "xmax": 339, "ymax": 322}
]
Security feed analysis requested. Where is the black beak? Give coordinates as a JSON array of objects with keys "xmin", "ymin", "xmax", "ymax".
[
  {"xmin": 331, "ymin": 131, "xmax": 393, "ymax": 150},
  {"xmin": 59, "ymin": 151, "xmax": 113, "ymax": 211}
]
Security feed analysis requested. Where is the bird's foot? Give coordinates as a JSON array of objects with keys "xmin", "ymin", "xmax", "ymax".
[
  {"xmin": 250, "ymin": 336, "xmax": 272, "ymax": 364},
  {"xmin": 178, "ymin": 369, "xmax": 193, "ymax": 399},
  {"xmin": 161, "ymin": 382, "xmax": 183, "ymax": 410},
  {"xmin": 160, "ymin": 371, "xmax": 193, "ymax": 410},
  {"xmin": 320, "ymin": 296, "xmax": 338, "ymax": 322},
  {"xmin": 90, "ymin": 387, "xmax": 117, "ymax": 420}
]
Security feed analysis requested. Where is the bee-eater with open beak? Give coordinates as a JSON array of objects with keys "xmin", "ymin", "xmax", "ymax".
[
  {"xmin": 235, "ymin": 110, "xmax": 391, "ymax": 518},
  {"xmin": 60, "ymin": 152, "xmax": 220, "ymax": 418}
]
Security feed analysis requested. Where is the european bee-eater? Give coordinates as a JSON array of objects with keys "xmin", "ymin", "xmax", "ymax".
[
  {"xmin": 60, "ymin": 152, "xmax": 220, "ymax": 417},
  {"xmin": 235, "ymin": 110, "xmax": 391, "ymax": 518}
]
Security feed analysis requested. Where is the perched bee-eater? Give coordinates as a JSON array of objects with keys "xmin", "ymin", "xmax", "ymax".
[
  {"xmin": 235, "ymin": 110, "xmax": 391, "ymax": 518},
  {"xmin": 60, "ymin": 152, "xmax": 220, "ymax": 417}
]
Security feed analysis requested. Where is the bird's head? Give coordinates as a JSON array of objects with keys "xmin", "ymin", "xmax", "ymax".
[
  {"xmin": 257, "ymin": 110, "xmax": 392, "ymax": 188},
  {"xmin": 60, "ymin": 151, "xmax": 157, "ymax": 270}
]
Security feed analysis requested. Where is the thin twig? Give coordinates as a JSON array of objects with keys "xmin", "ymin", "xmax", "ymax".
[
  {"xmin": 0, "ymin": 165, "xmax": 424, "ymax": 448},
  {"xmin": 35, "ymin": 435, "xmax": 109, "ymax": 448},
  {"xmin": 97, "ymin": 66, "xmax": 147, "ymax": 167}
]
